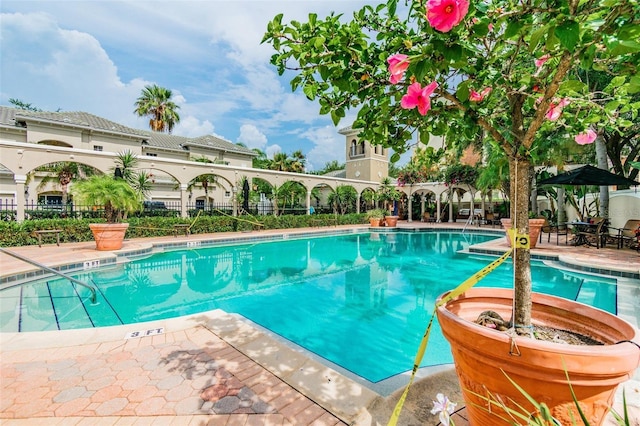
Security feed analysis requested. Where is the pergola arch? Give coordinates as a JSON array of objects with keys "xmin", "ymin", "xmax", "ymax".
[{"xmin": 2, "ymin": 141, "xmax": 383, "ymax": 220}]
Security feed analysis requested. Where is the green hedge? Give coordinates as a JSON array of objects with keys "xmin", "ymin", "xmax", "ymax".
[{"xmin": 0, "ymin": 213, "xmax": 368, "ymax": 247}]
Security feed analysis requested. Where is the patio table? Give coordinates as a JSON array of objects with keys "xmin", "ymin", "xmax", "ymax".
[{"xmin": 566, "ymin": 221, "xmax": 599, "ymax": 246}]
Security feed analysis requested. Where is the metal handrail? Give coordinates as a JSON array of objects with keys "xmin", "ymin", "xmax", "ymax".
[{"xmin": 0, "ymin": 247, "xmax": 97, "ymax": 303}]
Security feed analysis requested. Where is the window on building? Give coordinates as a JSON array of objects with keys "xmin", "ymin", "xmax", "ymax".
[
  {"xmin": 93, "ymin": 145, "xmax": 103, "ymax": 151},
  {"xmin": 145, "ymin": 153, "xmax": 158, "ymax": 157}
]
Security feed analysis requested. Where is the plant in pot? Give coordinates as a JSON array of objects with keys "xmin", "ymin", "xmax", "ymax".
[
  {"xmin": 71, "ymin": 174, "xmax": 142, "ymax": 250},
  {"xmin": 376, "ymin": 177, "xmax": 401, "ymax": 227},
  {"xmin": 366, "ymin": 208, "xmax": 386, "ymax": 227},
  {"xmin": 265, "ymin": 1, "xmax": 640, "ymax": 424}
]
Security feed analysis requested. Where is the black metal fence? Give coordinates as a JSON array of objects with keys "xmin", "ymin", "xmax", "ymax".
[{"xmin": 0, "ymin": 199, "xmax": 339, "ymax": 221}]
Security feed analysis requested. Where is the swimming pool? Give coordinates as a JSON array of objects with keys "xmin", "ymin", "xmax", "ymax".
[{"xmin": 0, "ymin": 231, "xmax": 619, "ymax": 383}]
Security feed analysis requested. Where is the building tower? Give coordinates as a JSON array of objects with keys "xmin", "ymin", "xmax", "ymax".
[{"xmin": 339, "ymin": 126, "xmax": 389, "ymax": 182}]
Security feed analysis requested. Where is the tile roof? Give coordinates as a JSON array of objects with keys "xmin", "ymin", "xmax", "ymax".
[
  {"xmin": 11, "ymin": 108, "xmax": 148, "ymax": 137},
  {"xmin": 0, "ymin": 106, "xmax": 255, "ymax": 157},
  {"xmin": 323, "ymin": 169, "xmax": 346, "ymax": 178}
]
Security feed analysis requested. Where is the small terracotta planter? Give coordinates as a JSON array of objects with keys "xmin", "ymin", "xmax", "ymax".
[
  {"xmin": 500, "ymin": 218, "xmax": 546, "ymax": 248},
  {"xmin": 369, "ymin": 218, "xmax": 383, "ymax": 227},
  {"xmin": 89, "ymin": 223, "xmax": 129, "ymax": 251},
  {"xmin": 384, "ymin": 215, "xmax": 399, "ymax": 227},
  {"xmin": 436, "ymin": 288, "xmax": 640, "ymax": 426}
]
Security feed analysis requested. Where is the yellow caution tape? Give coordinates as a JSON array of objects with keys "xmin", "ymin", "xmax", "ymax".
[
  {"xmin": 387, "ymin": 248, "xmax": 513, "ymax": 426},
  {"xmin": 507, "ymin": 228, "xmax": 530, "ymax": 249}
]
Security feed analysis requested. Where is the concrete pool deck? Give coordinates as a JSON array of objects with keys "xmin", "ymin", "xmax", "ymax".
[{"xmin": 1, "ymin": 221, "xmax": 639, "ymax": 425}]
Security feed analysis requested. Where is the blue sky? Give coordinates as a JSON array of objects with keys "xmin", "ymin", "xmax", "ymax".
[{"xmin": 0, "ymin": 0, "xmax": 393, "ymax": 171}]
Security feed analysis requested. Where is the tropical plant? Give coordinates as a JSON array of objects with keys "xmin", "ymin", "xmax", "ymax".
[
  {"xmin": 376, "ymin": 177, "xmax": 401, "ymax": 212},
  {"xmin": 187, "ymin": 155, "xmax": 218, "ymax": 200},
  {"xmin": 34, "ymin": 161, "xmax": 97, "ymax": 205},
  {"xmin": 327, "ymin": 185, "xmax": 358, "ymax": 214},
  {"xmin": 133, "ymin": 84, "xmax": 181, "ymax": 133},
  {"xmin": 263, "ymin": 0, "xmax": 639, "ymax": 331},
  {"xmin": 366, "ymin": 208, "xmax": 387, "ymax": 219},
  {"xmin": 113, "ymin": 150, "xmax": 140, "ymax": 183},
  {"xmin": 70, "ymin": 175, "xmax": 142, "ymax": 223},
  {"xmin": 9, "ymin": 98, "xmax": 41, "ymax": 111}
]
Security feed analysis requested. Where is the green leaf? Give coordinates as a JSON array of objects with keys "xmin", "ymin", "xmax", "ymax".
[
  {"xmin": 388, "ymin": 0, "xmax": 397, "ymax": 16},
  {"xmin": 390, "ymin": 152, "xmax": 401, "ymax": 163},
  {"xmin": 444, "ymin": 44, "xmax": 462, "ymax": 62},
  {"xmin": 610, "ymin": 40, "xmax": 640, "ymax": 56},
  {"xmin": 302, "ymin": 83, "xmax": 316, "ymax": 100},
  {"xmin": 628, "ymin": 76, "xmax": 640, "ymax": 94},
  {"xmin": 504, "ymin": 20, "xmax": 522, "ymax": 39},
  {"xmin": 555, "ymin": 20, "xmax": 580, "ymax": 51},
  {"xmin": 529, "ymin": 25, "xmax": 548, "ymax": 52},
  {"xmin": 456, "ymin": 80, "xmax": 470, "ymax": 102},
  {"xmin": 560, "ymin": 80, "xmax": 586, "ymax": 93},
  {"xmin": 330, "ymin": 110, "xmax": 340, "ymax": 125},
  {"xmin": 604, "ymin": 100, "xmax": 620, "ymax": 113}
]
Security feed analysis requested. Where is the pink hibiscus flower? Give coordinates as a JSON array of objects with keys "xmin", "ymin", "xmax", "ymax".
[
  {"xmin": 574, "ymin": 129, "xmax": 597, "ymax": 145},
  {"xmin": 387, "ymin": 54, "xmax": 410, "ymax": 84},
  {"xmin": 426, "ymin": 0, "xmax": 470, "ymax": 32},
  {"xmin": 545, "ymin": 98, "xmax": 570, "ymax": 121},
  {"xmin": 401, "ymin": 81, "xmax": 439, "ymax": 115},
  {"xmin": 535, "ymin": 54, "xmax": 551, "ymax": 68},
  {"xmin": 469, "ymin": 87, "xmax": 492, "ymax": 102}
]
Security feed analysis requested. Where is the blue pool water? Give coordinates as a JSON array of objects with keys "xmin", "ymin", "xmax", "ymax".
[{"xmin": 0, "ymin": 231, "xmax": 618, "ymax": 383}]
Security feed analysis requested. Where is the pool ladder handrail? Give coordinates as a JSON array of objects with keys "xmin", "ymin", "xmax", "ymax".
[{"xmin": 0, "ymin": 247, "xmax": 97, "ymax": 304}]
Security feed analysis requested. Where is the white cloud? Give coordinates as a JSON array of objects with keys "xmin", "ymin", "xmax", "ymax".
[
  {"xmin": 1, "ymin": 1, "xmax": 371, "ymax": 167},
  {"xmin": 175, "ymin": 116, "xmax": 216, "ymax": 138},
  {"xmin": 237, "ymin": 124, "xmax": 268, "ymax": 150},
  {"xmin": 266, "ymin": 144, "xmax": 282, "ymax": 159},
  {"xmin": 302, "ymin": 126, "xmax": 345, "ymax": 171}
]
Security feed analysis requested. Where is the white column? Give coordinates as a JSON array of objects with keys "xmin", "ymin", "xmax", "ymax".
[
  {"xmin": 15, "ymin": 174, "xmax": 27, "ymax": 222},
  {"xmin": 232, "ymin": 187, "xmax": 238, "ymax": 216},
  {"xmin": 306, "ymin": 190, "xmax": 312, "ymax": 215},
  {"xmin": 448, "ymin": 189, "xmax": 454, "ymax": 222},
  {"xmin": 436, "ymin": 196, "xmax": 441, "ymax": 222},
  {"xmin": 407, "ymin": 189, "xmax": 413, "ymax": 222},
  {"xmin": 179, "ymin": 184, "xmax": 188, "ymax": 218}
]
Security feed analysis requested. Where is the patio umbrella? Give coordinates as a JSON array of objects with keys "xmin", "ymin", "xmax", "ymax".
[
  {"xmin": 538, "ymin": 164, "xmax": 639, "ymax": 187},
  {"xmin": 242, "ymin": 179, "xmax": 250, "ymax": 212},
  {"xmin": 538, "ymin": 165, "xmax": 639, "ymax": 218}
]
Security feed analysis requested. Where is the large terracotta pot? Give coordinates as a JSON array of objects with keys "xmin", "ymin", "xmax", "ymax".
[
  {"xmin": 384, "ymin": 215, "xmax": 399, "ymax": 227},
  {"xmin": 89, "ymin": 223, "xmax": 129, "ymax": 251},
  {"xmin": 436, "ymin": 288, "xmax": 640, "ymax": 426},
  {"xmin": 501, "ymin": 218, "xmax": 546, "ymax": 248}
]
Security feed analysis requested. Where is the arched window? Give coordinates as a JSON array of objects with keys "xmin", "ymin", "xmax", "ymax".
[
  {"xmin": 359, "ymin": 140, "xmax": 365, "ymax": 155},
  {"xmin": 350, "ymin": 140, "xmax": 357, "ymax": 157}
]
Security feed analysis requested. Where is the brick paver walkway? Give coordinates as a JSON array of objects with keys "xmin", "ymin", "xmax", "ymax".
[{"xmin": 1, "ymin": 326, "xmax": 345, "ymax": 425}]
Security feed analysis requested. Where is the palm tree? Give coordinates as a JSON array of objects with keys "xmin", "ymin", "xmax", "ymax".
[
  {"xmin": 34, "ymin": 162, "xmax": 97, "ymax": 205},
  {"xmin": 187, "ymin": 156, "xmax": 218, "ymax": 204},
  {"xmin": 270, "ymin": 152, "xmax": 290, "ymax": 171},
  {"xmin": 133, "ymin": 84, "xmax": 181, "ymax": 133},
  {"xmin": 113, "ymin": 150, "xmax": 139, "ymax": 184}
]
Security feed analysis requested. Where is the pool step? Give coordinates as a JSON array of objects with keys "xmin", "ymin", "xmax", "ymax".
[{"xmin": 0, "ymin": 278, "xmax": 124, "ymax": 332}]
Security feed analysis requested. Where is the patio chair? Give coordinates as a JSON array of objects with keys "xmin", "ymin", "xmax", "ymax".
[
  {"xmin": 608, "ymin": 219, "xmax": 640, "ymax": 250},
  {"xmin": 576, "ymin": 218, "xmax": 608, "ymax": 249},
  {"xmin": 539, "ymin": 219, "xmax": 569, "ymax": 245}
]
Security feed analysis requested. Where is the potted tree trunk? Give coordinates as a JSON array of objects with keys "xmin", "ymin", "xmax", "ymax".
[
  {"xmin": 500, "ymin": 217, "xmax": 546, "ymax": 249},
  {"xmin": 264, "ymin": 0, "xmax": 640, "ymax": 424},
  {"xmin": 71, "ymin": 175, "xmax": 142, "ymax": 250}
]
